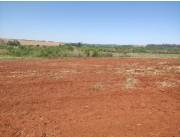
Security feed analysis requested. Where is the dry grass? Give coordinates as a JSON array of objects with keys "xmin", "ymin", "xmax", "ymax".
[
  {"xmin": 158, "ymin": 81, "xmax": 177, "ymax": 88},
  {"xmin": 125, "ymin": 75, "xmax": 138, "ymax": 89},
  {"xmin": 92, "ymin": 83, "xmax": 104, "ymax": 91}
]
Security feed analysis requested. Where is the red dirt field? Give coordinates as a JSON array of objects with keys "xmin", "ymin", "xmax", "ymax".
[{"xmin": 0, "ymin": 58, "xmax": 180, "ymax": 137}]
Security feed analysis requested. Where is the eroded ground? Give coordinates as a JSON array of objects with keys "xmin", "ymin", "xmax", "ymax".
[{"xmin": 0, "ymin": 58, "xmax": 180, "ymax": 137}]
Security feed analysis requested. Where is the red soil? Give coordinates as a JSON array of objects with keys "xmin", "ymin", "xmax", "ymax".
[{"xmin": 0, "ymin": 58, "xmax": 180, "ymax": 137}]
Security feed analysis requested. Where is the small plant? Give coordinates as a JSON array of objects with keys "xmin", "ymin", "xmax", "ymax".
[
  {"xmin": 125, "ymin": 75, "xmax": 138, "ymax": 89},
  {"xmin": 92, "ymin": 83, "xmax": 103, "ymax": 91}
]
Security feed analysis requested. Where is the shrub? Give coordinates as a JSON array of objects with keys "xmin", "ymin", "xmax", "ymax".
[
  {"xmin": 102, "ymin": 52, "xmax": 113, "ymax": 57},
  {"xmin": 83, "ymin": 49, "xmax": 91, "ymax": 57},
  {"xmin": 91, "ymin": 50, "xmax": 99, "ymax": 57},
  {"xmin": 7, "ymin": 40, "xmax": 21, "ymax": 46}
]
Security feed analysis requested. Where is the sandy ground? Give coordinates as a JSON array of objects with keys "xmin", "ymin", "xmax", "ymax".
[{"xmin": 0, "ymin": 58, "xmax": 180, "ymax": 137}]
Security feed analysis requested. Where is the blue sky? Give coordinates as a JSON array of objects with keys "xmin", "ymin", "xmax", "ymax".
[{"xmin": 0, "ymin": 2, "xmax": 180, "ymax": 44}]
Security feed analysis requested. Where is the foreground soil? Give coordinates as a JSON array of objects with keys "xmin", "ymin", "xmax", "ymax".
[{"xmin": 0, "ymin": 58, "xmax": 180, "ymax": 137}]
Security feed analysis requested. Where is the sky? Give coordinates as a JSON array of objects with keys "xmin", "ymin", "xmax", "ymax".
[{"xmin": 0, "ymin": 2, "xmax": 180, "ymax": 45}]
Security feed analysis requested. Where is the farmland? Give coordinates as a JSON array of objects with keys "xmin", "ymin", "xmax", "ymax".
[
  {"xmin": 0, "ymin": 58, "xmax": 180, "ymax": 137},
  {"xmin": 1, "ymin": 1, "xmax": 180, "ymax": 137}
]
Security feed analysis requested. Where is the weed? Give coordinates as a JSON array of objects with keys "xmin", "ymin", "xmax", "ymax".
[
  {"xmin": 125, "ymin": 75, "xmax": 138, "ymax": 89},
  {"xmin": 92, "ymin": 83, "xmax": 103, "ymax": 91}
]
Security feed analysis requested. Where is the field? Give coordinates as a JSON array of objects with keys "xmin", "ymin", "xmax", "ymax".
[{"xmin": 0, "ymin": 58, "xmax": 180, "ymax": 137}]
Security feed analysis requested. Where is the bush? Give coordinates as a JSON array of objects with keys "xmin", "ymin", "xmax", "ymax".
[
  {"xmin": 83, "ymin": 49, "xmax": 91, "ymax": 57},
  {"xmin": 91, "ymin": 50, "xmax": 99, "ymax": 57},
  {"xmin": 7, "ymin": 40, "xmax": 21, "ymax": 46}
]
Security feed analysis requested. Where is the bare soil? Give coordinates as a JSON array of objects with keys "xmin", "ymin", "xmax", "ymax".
[{"xmin": 0, "ymin": 58, "xmax": 180, "ymax": 137}]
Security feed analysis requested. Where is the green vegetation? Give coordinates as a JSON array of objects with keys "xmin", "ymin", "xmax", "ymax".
[
  {"xmin": 0, "ymin": 41, "xmax": 180, "ymax": 59},
  {"xmin": 7, "ymin": 40, "xmax": 21, "ymax": 46}
]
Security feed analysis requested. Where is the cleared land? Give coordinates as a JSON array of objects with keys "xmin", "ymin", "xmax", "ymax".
[
  {"xmin": 0, "ymin": 58, "xmax": 180, "ymax": 137},
  {"xmin": 0, "ymin": 38, "xmax": 63, "ymax": 46}
]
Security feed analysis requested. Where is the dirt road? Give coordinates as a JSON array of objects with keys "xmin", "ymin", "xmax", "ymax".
[{"xmin": 0, "ymin": 58, "xmax": 180, "ymax": 137}]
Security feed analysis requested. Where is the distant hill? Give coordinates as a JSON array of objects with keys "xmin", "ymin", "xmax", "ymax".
[{"xmin": 0, "ymin": 38, "xmax": 64, "ymax": 46}]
